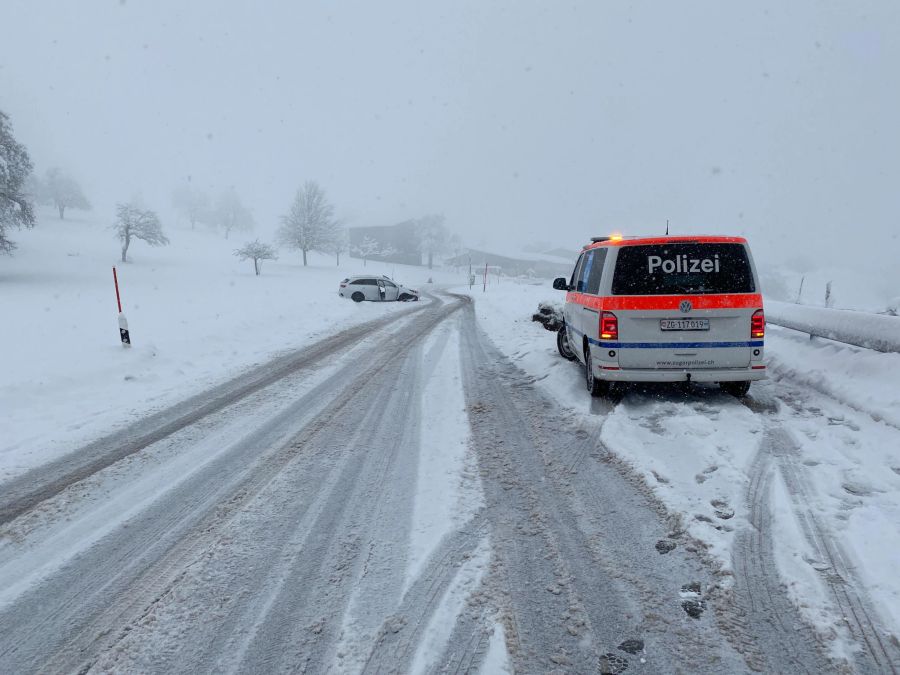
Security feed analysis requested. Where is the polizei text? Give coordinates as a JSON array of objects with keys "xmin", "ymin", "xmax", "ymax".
[{"xmin": 647, "ymin": 254, "xmax": 720, "ymax": 274}]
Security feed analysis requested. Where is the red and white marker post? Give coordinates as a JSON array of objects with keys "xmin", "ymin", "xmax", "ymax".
[
  {"xmin": 483, "ymin": 261, "xmax": 488, "ymax": 292},
  {"xmin": 112, "ymin": 266, "xmax": 131, "ymax": 347}
]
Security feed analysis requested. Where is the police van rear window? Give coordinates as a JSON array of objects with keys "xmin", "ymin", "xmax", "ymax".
[{"xmin": 611, "ymin": 243, "xmax": 755, "ymax": 295}]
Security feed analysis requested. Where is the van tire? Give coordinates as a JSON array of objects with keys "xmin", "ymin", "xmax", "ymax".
[
  {"xmin": 720, "ymin": 380, "xmax": 751, "ymax": 397},
  {"xmin": 351, "ymin": 292, "xmax": 365, "ymax": 303},
  {"xmin": 585, "ymin": 347, "xmax": 609, "ymax": 397},
  {"xmin": 557, "ymin": 326, "xmax": 576, "ymax": 361}
]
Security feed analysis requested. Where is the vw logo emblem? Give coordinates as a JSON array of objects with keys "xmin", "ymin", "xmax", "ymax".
[{"xmin": 679, "ymin": 300, "xmax": 693, "ymax": 313}]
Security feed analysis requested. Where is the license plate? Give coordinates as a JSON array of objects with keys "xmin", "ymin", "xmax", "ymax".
[{"xmin": 660, "ymin": 318, "xmax": 710, "ymax": 331}]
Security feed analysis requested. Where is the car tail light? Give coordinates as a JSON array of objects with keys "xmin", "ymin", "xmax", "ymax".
[
  {"xmin": 751, "ymin": 309, "xmax": 765, "ymax": 339},
  {"xmin": 600, "ymin": 312, "xmax": 618, "ymax": 340}
]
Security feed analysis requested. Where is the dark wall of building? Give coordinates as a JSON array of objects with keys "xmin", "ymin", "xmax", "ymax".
[
  {"xmin": 348, "ymin": 221, "xmax": 421, "ymax": 266},
  {"xmin": 445, "ymin": 249, "xmax": 573, "ymax": 279}
]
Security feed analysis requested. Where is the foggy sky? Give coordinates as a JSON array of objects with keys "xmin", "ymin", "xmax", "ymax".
[{"xmin": 1, "ymin": 0, "xmax": 898, "ymax": 271}]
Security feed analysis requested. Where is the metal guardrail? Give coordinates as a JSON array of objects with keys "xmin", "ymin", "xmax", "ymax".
[{"xmin": 766, "ymin": 301, "xmax": 900, "ymax": 353}]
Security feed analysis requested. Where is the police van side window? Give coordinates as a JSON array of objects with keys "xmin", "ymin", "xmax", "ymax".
[
  {"xmin": 570, "ymin": 254, "xmax": 586, "ymax": 290},
  {"xmin": 576, "ymin": 251, "xmax": 594, "ymax": 292},
  {"xmin": 584, "ymin": 248, "xmax": 607, "ymax": 294},
  {"xmin": 575, "ymin": 251, "xmax": 594, "ymax": 293}
]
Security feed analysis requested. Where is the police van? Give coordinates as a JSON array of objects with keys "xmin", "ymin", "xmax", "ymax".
[{"xmin": 553, "ymin": 235, "xmax": 765, "ymax": 397}]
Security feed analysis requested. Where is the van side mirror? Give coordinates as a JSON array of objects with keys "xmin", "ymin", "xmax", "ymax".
[{"xmin": 552, "ymin": 277, "xmax": 569, "ymax": 291}]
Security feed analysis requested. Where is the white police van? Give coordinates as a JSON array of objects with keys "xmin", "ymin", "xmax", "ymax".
[{"xmin": 554, "ymin": 235, "xmax": 766, "ymax": 397}]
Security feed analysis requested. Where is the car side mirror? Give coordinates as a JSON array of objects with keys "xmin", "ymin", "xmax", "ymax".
[{"xmin": 552, "ymin": 277, "xmax": 569, "ymax": 291}]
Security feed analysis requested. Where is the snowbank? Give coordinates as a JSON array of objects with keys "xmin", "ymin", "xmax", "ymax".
[
  {"xmin": 766, "ymin": 300, "xmax": 900, "ymax": 353},
  {"xmin": 766, "ymin": 326, "xmax": 900, "ymax": 428}
]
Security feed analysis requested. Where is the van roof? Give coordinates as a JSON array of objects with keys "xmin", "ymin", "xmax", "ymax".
[{"xmin": 584, "ymin": 235, "xmax": 748, "ymax": 250}]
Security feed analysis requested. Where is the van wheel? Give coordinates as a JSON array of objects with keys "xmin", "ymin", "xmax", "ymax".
[
  {"xmin": 351, "ymin": 292, "xmax": 365, "ymax": 303},
  {"xmin": 585, "ymin": 347, "xmax": 609, "ymax": 397},
  {"xmin": 720, "ymin": 380, "xmax": 751, "ymax": 397},
  {"xmin": 557, "ymin": 326, "xmax": 576, "ymax": 361}
]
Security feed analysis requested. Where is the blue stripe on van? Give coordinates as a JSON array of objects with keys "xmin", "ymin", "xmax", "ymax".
[{"xmin": 597, "ymin": 340, "xmax": 765, "ymax": 349}]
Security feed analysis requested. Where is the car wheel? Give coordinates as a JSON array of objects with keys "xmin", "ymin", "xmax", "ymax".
[
  {"xmin": 557, "ymin": 325, "xmax": 576, "ymax": 361},
  {"xmin": 585, "ymin": 347, "xmax": 609, "ymax": 397},
  {"xmin": 351, "ymin": 291, "xmax": 365, "ymax": 303},
  {"xmin": 398, "ymin": 293, "xmax": 410, "ymax": 301},
  {"xmin": 720, "ymin": 380, "xmax": 751, "ymax": 397}
]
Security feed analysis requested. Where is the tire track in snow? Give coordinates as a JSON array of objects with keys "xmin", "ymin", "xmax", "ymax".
[
  {"xmin": 98, "ymin": 298, "xmax": 463, "ymax": 675},
  {"xmin": 360, "ymin": 516, "xmax": 490, "ymax": 674},
  {"xmin": 727, "ymin": 433, "xmax": 834, "ymax": 673},
  {"xmin": 729, "ymin": 380, "xmax": 900, "ymax": 673},
  {"xmin": 458, "ymin": 302, "xmax": 750, "ymax": 674},
  {"xmin": 740, "ymin": 418, "xmax": 899, "ymax": 673},
  {"xmin": 0, "ymin": 298, "xmax": 461, "ymax": 674},
  {"xmin": 0, "ymin": 302, "xmax": 427, "ymax": 526}
]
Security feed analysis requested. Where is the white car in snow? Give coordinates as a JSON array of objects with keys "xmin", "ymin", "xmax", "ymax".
[{"xmin": 339, "ymin": 275, "xmax": 420, "ymax": 302}]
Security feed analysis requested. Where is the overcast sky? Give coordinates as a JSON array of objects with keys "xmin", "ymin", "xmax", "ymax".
[{"xmin": 1, "ymin": 0, "xmax": 898, "ymax": 271}]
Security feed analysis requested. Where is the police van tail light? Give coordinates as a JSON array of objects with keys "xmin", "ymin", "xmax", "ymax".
[
  {"xmin": 751, "ymin": 309, "xmax": 765, "ymax": 339},
  {"xmin": 600, "ymin": 312, "xmax": 618, "ymax": 340}
]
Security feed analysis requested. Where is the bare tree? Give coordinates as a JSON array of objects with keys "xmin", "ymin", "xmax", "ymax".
[
  {"xmin": 0, "ymin": 110, "xmax": 36, "ymax": 254},
  {"xmin": 113, "ymin": 202, "xmax": 169, "ymax": 262},
  {"xmin": 351, "ymin": 236, "xmax": 382, "ymax": 267},
  {"xmin": 44, "ymin": 167, "xmax": 90, "ymax": 219},
  {"xmin": 213, "ymin": 187, "xmax": 253, "ymax": 239},
  {"xmin": 326, "ymin": 224, "xmax": 348, "ymax": 266},
  {"xmin": 277, "ymin": 180, "xmax": 337, "ymax": 266},
  {"xmin": 416, "ymin": 213, "xmax": 448, "ymax": 269},
  {"xmin": 234, "ymin": 239, "xmax": 277, "ymax": 275},
  {"xmin": 172, "ymin": 183, "xmax": 210, "ymax": 229}
]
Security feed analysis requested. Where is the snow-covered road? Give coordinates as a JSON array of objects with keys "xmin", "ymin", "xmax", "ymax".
[{"xmin": 0, "ymin": 290, "xmax": 897, "ymax": 673}]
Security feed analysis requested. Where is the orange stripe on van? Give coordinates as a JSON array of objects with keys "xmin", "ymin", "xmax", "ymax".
[{"xmin": 577, "ymin": 294, "xmax": 763, "ymax": 311}]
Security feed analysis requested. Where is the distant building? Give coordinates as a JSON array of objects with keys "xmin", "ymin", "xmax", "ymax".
[
  {"xmin": 348, "ymin": 220, "xmax": 420, "ymax": 266},
  {"xmin": 445, "ymin": 248, "xmax": 573, "ymax": 279}
]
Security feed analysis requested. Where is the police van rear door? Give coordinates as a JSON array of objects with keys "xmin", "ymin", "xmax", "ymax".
[{"xmin": 609, "ymin": 242, "xmax": 760, "ymax": 370}]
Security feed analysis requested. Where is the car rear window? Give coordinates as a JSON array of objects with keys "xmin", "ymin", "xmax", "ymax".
[{"xmin": 611, "ymin": 243, "xmax": 755, "ymax": 295}]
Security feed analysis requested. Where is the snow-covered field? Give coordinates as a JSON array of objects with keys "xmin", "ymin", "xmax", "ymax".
[
  {"xmin": 0, "ymin": 210, "xmax": 461, "ymax": 482},
  {"xmin": 460, "ymin": 278, "xmax": 900, "ymax": 660}
]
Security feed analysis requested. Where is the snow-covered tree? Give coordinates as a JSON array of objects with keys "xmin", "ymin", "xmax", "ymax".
[
  {"xmin": 325, "ymin": 224, "xmax": 348, "ymax": 266},
  {"xmin": 44, "ymin": 167, "xmax": 90, "ymax": 220},
  {"xmin": 172, "ymin": 183, "xmax": 210, "ymax": 229},
  {"xmin": 351, "ymin": 236, "xmax": 382, "ymax": 267},
  {"xmin": 0, "ymin": 110, "xmax": 36, "ymax": 254},
  {"xmin": 213, "ymin": 187, "xmax": 253, "ymax": 239},
  {"xmin": 113, "ymin": 202, "xmax": 169, "ymax": 262},
  {"xmin": 277, "ymin": 180, "xmax": 337, "ymax": 266},
  {"xmin": 234, "ymin": 239, "xmax": 277, "ymax": 276},
  {"xmin": 416, "ymin": 213, "xmax": 449, "ymax": 269}
]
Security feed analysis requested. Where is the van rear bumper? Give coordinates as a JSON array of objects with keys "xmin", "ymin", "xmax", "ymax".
[{"xmin": 596, "ymin": 367, "xmax": 766, "ymax": 383}]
